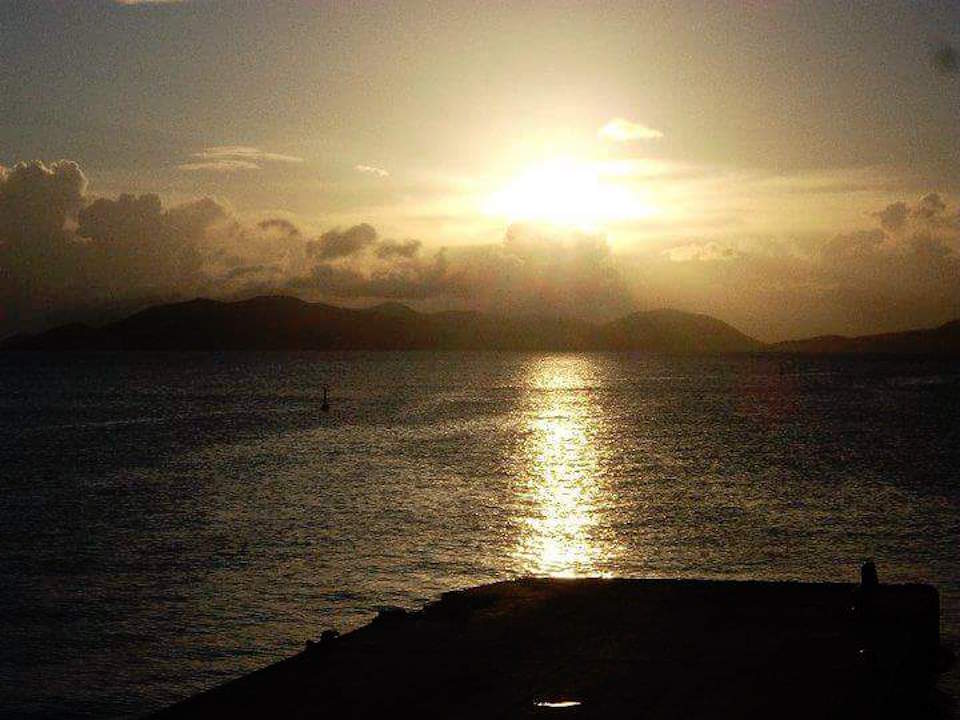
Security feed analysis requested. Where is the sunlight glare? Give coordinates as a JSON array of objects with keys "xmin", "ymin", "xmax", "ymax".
[
  {"xmin": 513, "ymin": 356, "xmax": 615, "ymax": 577},
  {"xmin": 484, "ymin": 157, "xmax": 657, "ymax": 229}
]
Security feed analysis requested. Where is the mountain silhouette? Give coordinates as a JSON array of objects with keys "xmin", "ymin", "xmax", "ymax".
[
  {"xmin": 1, "ymin": 295, "xmax": 760, "ymax": 354},
  {"xmin": 6, "ymin": 296, "xmax": 957, "ymax": 354},
  {"xmin": 601, "ymin": 309, "xmax": 761, "ymax": 354},
  {"xmin": 769, "ymin": 319, "xmax": 960, "ymax": 355}
]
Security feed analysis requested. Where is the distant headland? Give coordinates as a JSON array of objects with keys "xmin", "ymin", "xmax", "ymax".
[{"xmin": 2, "ymin": 295, "xmax": 959, "ymax": 355}]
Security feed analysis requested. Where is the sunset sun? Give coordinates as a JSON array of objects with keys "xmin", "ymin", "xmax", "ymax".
[{"xmin": 483, "ymin": 157, "xmax": 657, "ymax": 229}]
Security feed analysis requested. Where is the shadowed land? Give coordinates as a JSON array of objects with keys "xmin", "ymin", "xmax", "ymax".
[
  {"xmin": 150, "ymin": 577, "xmax": 953, "ymax": 719},
  {"xmin": 0, "ymin": 296, "xmax": 760, "ymax": 353},
  {"xmin": 5, "ymin": 295, "xmax": 960, "ymax": 355},
  {"xmin": 0, "ymin": 295, "xmax": 960, "ymax": 356}
]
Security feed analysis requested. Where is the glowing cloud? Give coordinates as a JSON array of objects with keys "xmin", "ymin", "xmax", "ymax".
[
  {"xmin": 177, "ymin": 146, "xmax": 304, "ymax": 173},
  {"xmin": 598, "ymin": 118, "xmax": 664, "ymax": 142},
  {"xmin": 178, "ymin": 160, "xmax": 261, "ymax": 173},
  {"xmin": 191, "ymin": 146, "xmax": 304, "ymax": 164},
  {"xmin": 355, "ymin": 164, "xmax": 390, "ymax": 177}
]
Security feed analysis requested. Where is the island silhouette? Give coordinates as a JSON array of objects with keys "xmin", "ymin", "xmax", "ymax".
[{"xmin": 2, "ymin": 295, "xmax": 959, "ymax": 355}]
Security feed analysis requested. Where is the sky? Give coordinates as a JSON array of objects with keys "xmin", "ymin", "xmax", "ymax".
[{"xmin": 1, "ymin": 0, "xmax": 959, "ymax": 341}]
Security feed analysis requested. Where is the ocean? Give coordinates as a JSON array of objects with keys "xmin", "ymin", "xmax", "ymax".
[{"xmin": 1, "ymin": 351, "xmax": 958, "ymax": 718}]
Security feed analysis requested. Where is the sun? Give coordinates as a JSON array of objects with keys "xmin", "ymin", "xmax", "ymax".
[{"xmin": 483, "ymin": 156, "xmax": 656, "ymax": 230}]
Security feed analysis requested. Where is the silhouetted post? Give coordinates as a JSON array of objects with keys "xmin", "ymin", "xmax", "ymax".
[
  {"xmin": 852, "ymin": 560, "xmax": 945, "ymax": 678},
  {"xmin": 852, "ymin": 560, "xmax": 879, "ymax": 661}
]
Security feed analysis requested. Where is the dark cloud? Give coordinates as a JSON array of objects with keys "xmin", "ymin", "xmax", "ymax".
[
  {"xmin": 77, "ymin": 193, "xmax": 227, "ymax": 248},
  {"xmin": 661, "ymin": 241, "xmax": 738, "ymax": 262},
  {"xmin": 909, "ymin": 233, "xmax": 952, "ymax": 259},
  {"xmin": 166, "ymin": 196, "xmax": 227, "ymax": 232},
  {"xmin": 224, "ymin": 264, "xmax": 286, "ymax": 281},
  {"xmin": 292, "ymin": 251, "xmax": 458, "ymax": 300},
  {"xmin": 0, "ymin": 160, "xmax": 86, "ymax": 244},
  {"xmin": 912, "ymin": 192, "xmax": 948, "ymax": 224},
  {"xmin": 0, "ymin": 163, "xmax": 231, "ymax": 334},
  {"xmin": 375, "ymin": 238, "xmax": 421, "ymax": 259},
  {"xmin": 1, "ymin": 160, "xmax": 466, "ymax": 333},
  {"xmin": 257, "ymin": 218, "xmax": 301, "ymax": 237},
  {"xmin": 873, "ymin": 201, "xmax": 909, "ymax": 233},
  {"xmin": 1, "ymin": 161, "xmax": 89, "ymax": 331},
  {"xmin": 77, "ymin": 193, "xmax": 163, "ymax": 243},
  {"xmin": 819, "ymin": 229, "xmax": 887, "ymax": 262},
  {"xmin": 933, "ymin": 44, "xmax": 958, "ymax": 75},
  {"xmin": 286, "ymin": 223, "xmax": 633, "ymax": 320},
  {"xmin": 75, "ymin": 194, "xmax": 225, "ymax": 293},
  {"xmin": 306, "ymin": 223, "xmax": 377, "ymax": 260}
]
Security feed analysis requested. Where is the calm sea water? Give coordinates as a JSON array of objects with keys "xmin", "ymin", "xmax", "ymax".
[{"xmin": 1, "ymin": 351, "xmax": 958, "ymax": 718}]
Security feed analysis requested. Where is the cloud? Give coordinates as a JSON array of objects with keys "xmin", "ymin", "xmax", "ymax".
[
  {"xmin": 178, "ymin": 146, "xmax": 304, "ymax": 172},
  {"xmin": 291, "ymin": 251, "xmax": 458, "ymax": 300},
  {"xmin": 306, "ymin": 223, "xmax": 378, "ymax": 260},
  {"xmin": 178, "ymin": 160, "xmax": 261, "ymax": 173},
  {"xmin": 663, "ymin": 242, "xmax": 737, "ymax": 263},
  {"xmin": 0, "ymin": 161, "xmax": 235, "ymax": 334},
  {"xmin": 933, "ymin": 44, "xmax": 959, "ymax": 75},
  {"xmin": 0, "ymin": 159, "xmax": 626, "ymax": 335},
  {"xmin": 818, "ymin": 229, "xmax": 888, "ymax": 263},
  {"xmin": 355, "ymin": 164, "xmax": 390, "ymax": 178},
  {"xmin": 872, "ymin": 201, "xmax": 909, "ymax": 233},
  {"xmin": 375, "ymin": 238, "xmax": 421, "ymax": 259},
  {"xmin": 257, "ymin": 218, "xmax": 301, "ymax": 237},
  {"xmin": 196, "ymin": 146, "xmax": 303, "ymax": 163},
  {"xmin": 0, "ymin": 160, "xmax": 87, "ymax": 242},
  {"xmin": 912, "ymin": 192, "xmax": 948, "ymax": 223},
  {"xmin": 258, "ymin": 219, "xmax": 633, "ymax": 319},
  {"xmin": 4, "ymin": 158, "xmax": 960, "ymax": 343},
  {"xmin": 646, "ymin": 194, "xmax": 960, "ymax": 339},
  {"xmin": 74, "ymin": 193, "xmax": 228, "ymax": 294},
  {"xmin": 0, "ymin": 160, "xmax": 90, "ymax": 332},
  {"xmin": 438, "ymin": 224, "xmax": 633, "ymax": 319},
  {"xmin": 598, "ymin": 117, "xmax": 664, "ymax": 142}
]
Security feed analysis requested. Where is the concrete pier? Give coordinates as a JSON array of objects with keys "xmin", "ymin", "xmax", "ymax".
[{"xmin": 151, "ymin": 578, "xmax": 951, "ymax": 719}]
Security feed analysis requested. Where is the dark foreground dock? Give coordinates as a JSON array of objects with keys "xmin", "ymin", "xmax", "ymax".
[{"xmin": 152, "ymin": 578, "xmax": 952, "ymax": 719}]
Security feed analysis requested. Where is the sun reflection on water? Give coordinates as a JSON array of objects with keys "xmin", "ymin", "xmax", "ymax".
[{"xmin": 513, "ymin": 355, "xmax": 615, "ymax": 577}]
